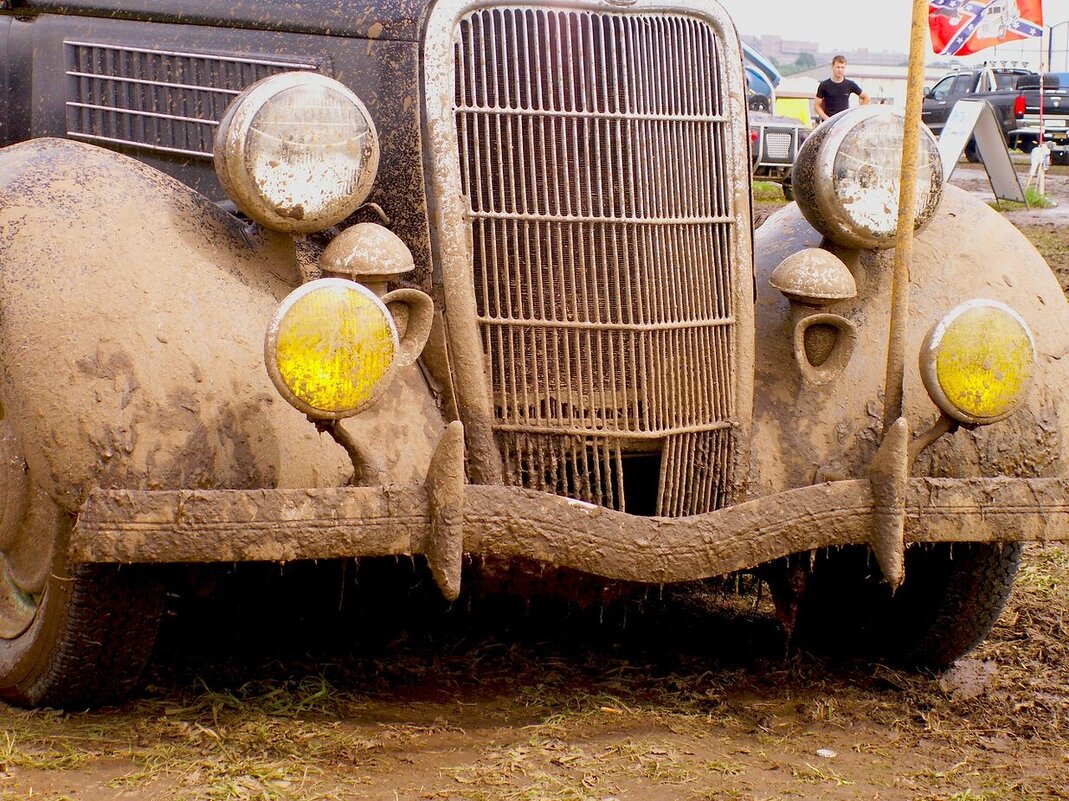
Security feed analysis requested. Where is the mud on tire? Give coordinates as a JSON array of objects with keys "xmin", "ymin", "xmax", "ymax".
[
  {"xmin": 789, "ymin": 542, "xmax": 1022, "ymax": 671},
  {"xmin": 0, "ymin": 516, "xmax": 165, "ymax": 709}
]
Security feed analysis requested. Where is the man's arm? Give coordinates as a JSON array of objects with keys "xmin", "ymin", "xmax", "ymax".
[
  {"xmin": 852, "ymin": 81, "xmax": 871, "ymax": 106},
  {"xmin": 814, "ymin": 96, "xmax": 828, "ymax": 120}
]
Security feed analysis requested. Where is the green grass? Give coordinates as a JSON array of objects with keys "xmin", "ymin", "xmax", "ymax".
[
  {"xmin": 988, "ymin": 186, "xmax": 1056, "ymax": 211},
  {"xmin": 752, "ymin": 181, "xmax": 789, "ymax": 203},
  {"xmin": 1019, "ymin": 224, "xmax": 1069, "ymax": 294}
]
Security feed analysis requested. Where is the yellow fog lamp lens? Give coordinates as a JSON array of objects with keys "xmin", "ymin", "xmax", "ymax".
[
  {"xmin": 215, "ymin": 72, "xmax": 379, "ymax": 234},
  {"xmin": 265, "ymin": 278, "xmax": 398, "ymax": 419},
  {"xmin": 920, "ymin": 299, "xmax": 1035, "ymax": 425}
]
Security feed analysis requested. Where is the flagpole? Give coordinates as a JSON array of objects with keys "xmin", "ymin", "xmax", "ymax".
[
  {"xmin": 881, "ymin": 0, "xmax": 928, "ymax": 435},
  {"xmin": 1040, "ymin": 23, "xmax": 1047, "ymax": 198}
]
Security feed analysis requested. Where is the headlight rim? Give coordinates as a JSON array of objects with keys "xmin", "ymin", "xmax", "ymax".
[
  {"xmin": 919, "ymin": 298, "xmax": 1036, "ymax": 426},
  {"xmin": 264, "ymin": 277, "xmax": 400, "ymax": 421},
  {"xmin": 793, "ymin": 105, "xmax": 944, "ymax": 251},
  {"xmin": 214, "ymin": 71, "xmax": 380, "ymax": 235}
]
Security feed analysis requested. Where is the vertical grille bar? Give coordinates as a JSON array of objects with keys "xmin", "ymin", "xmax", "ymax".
[{"xmin": 452, "ymin": 6, "xmax": 741, "ymax": 516}]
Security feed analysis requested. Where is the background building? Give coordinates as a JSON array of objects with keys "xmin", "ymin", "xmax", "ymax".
[{"xmin": 742, "ymin": 34, "xmax": 819, "ymax": 66}]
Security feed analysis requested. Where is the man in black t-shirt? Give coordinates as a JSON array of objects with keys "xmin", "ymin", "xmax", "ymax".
[{"xmin": 815, "ymin": 55, "xmax": 870, "ymax": 121}]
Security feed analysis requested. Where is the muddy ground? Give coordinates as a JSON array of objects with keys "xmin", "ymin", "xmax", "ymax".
[{"xmin": 2, "ymin": 163, "xmax": 1068, "ymax": 801}]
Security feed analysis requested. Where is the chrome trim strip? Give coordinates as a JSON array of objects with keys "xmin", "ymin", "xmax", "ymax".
[
  {"xmin": 66, "ymin": 101, "xmax": 221, "ymax": 127},
  {"xmin": 65, "ymin": 131, "xmax": 210, "ymax": 159},
  {"xmin": 64, "ymin": 70, "xmax": 245, "ymax": 95},
  {"xmin": 64, "ymin": 40, "xmax": 318, "ymax": 71}
]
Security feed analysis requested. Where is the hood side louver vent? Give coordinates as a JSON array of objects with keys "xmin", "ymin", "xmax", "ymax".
[{"xmin": 65, "ymin": 41, "xmax": 320, "ymax": 159}]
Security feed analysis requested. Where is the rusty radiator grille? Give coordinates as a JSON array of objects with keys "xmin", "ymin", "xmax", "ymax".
[
  {"xmin": 453, "ymin": 6, "xmax": 738, "ymax": 516},
  {"xmin": 64, "ymin": 42, "xmax": 318, "ymax": 159}
]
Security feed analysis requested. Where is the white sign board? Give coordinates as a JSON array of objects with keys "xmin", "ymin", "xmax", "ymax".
[{"xmin": 938, "ymin": 100, "xmax": 1026, "ymax": 205}]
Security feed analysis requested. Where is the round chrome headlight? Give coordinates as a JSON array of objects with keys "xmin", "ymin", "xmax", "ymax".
[
  {"xmin": 919, "ymin": 299, "xmax": 1035, "ymax": 426},
  {"xmin": 793, "ymin": 107, "xmax": 943, "ymax": 250},
  {"xmin": 215, "ymin": 72, "xmax": 379, "ymax": 234}
]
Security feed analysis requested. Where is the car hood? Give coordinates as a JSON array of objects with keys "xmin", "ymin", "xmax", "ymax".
[{"xmin": 17, "ymin": 0, "xmax": 432, "ymax": 41}]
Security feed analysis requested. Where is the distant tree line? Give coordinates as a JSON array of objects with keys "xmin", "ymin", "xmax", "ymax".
[
  {"xmin": 772, "ymin": 50, "xmax": 910, "ymax": 76},
  {"xmin": 776, "ymin": 52, "xmax": 816, "ymax": 76}
]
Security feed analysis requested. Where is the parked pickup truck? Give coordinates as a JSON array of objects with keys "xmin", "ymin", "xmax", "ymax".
[
  {"xmin": 1012, "ymin": 73, "xmax": 1069, "ymax": 151},
  {"xmin": 922, "ymin": 66, "xmax": 1069, "ymax": 157}
]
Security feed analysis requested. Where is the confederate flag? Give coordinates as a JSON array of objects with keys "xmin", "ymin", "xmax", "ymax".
[{"xmin": 929, "ymin": 0, "xmax": 1044, "ymax": 56}]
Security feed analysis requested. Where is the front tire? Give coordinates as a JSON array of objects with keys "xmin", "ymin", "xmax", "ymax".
[
  {"xmin": 789, "ymin": 542, "xmax": 1021, "ymax": 671},
  {"xmin": 1015, "ymin": 135, "xmax": 1038, "ymax": 154},
  {"xmin": 0, "ymin": 485, "xmax": 165, "ymax": 708}
]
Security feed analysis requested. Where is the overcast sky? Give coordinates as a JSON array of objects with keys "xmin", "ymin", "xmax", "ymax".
[{"xmin": 719, "ymin": 0, "xmax": 1069, "ymax": 68}]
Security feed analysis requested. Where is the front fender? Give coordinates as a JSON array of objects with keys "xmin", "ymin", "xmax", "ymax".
[
  {"xmin": 750, "ymin": 184, "xmax": 1069, "ymax": 496},
  {"xmin": 0, "ymin": 138, "xmax": 444, "ymax": 514}
]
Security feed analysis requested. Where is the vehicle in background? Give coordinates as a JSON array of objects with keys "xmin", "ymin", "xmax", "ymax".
[
  {"xmin": 749, "ymin": 110, "xmax": 808, "ymax": 199},
  {"xmin": 922, "ymin": 65, "xmax": 1030, "ymax": 161},
  {"xmin": 1012, "ymin": 73, "xmax": 1069, "ymax": 152},
  {"xmin": 745, "ymin": 41, "xmax": 780, "ymax": 113},
  {"xmin": 922, "ymin": 65, "xmax": 1069, "ymax": 158}
]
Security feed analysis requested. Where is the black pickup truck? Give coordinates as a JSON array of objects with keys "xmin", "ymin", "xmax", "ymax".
[
  {"xmin": 922, "ymin": 66, "xmax": 1069, "ymax": 155},
  {"xmin": 1013, "ymin": 73, "xmax": 1069, "ymax": 150}
]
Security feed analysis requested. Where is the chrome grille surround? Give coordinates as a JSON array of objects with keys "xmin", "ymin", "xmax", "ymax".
[
  {"xmin": 424, "ymin": 0, "xmax": 754, "ymax": 515},
  {"xmin": 65, "ymin": 41, "xmax": 319, "ymax": 159}
]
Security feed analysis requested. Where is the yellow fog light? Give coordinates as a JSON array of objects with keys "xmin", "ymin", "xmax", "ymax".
[
  {"xmin": 265, "ymin": 278, "xmax": 398, "ymax": 419},
  {"xmin": 920, "ymin": 299, "xmax": 1035, "ymax": 425}
]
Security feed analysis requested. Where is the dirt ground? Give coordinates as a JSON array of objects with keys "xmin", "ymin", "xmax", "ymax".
[{"xmin": 2, "ymin": 164, "xmax": 1069, "ymax": 801}]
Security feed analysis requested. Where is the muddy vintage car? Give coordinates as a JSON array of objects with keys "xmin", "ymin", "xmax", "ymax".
[{"xmin": 1, "ymin": 0, "xmax": 1068, "ymax": 709}]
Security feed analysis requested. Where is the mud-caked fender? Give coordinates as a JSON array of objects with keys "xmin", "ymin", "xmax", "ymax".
[
  {"xmin": 0, "ymin": 139, "xmax": 444, "ymax": 514},
  {"xmin": 750, "ymin": 184, "xmax": 1069, "ymax": 496}
]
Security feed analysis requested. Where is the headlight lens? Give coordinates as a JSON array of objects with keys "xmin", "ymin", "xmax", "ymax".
[
  {"xmin": 920, "ymin": 299, "xmax": 1035, "ymax": 425},
  {"xmin": 265, "ymin": 278, "xmax": 398, "ymax": 419},
  {"xmin": 215, "ymin": 72, "xmax": 379, "ymax": 234},
  {"xmin": 793, "ymin": 107, "xmax": 943, "ymax": 250}
]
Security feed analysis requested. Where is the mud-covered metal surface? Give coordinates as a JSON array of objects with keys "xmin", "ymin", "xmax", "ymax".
[
  {"xmin": 2, "ymin": 1, "xmax": 1068, "ymax": 588},
  {"xmin": 790, "ymin": 109, "xmax": 943, "ymax": 251},
  {"xmin": 0, "ymin": 11, "xmax": 434, "ymax": 287},
  {"xmin": 750, "ymin": 184, "xmax": 1069, "ymax": 496},
  {"xmin": 8, "ymin": 141, "xmax": 1068, "ymax": 586},
  {"xmin": 0, "ymin": 139, "xmax": 444, "ymax": 521},
  {"xmin": 423, "ymin": 0, "xmax": 756, "ymax": 504},
  {"xmin": 13, "ymin": 0, "xmax": 430, "ymax": 41},
  {"xmin": 71, "ymin": 476, "xmax": 1069, "ymax": 578},
  {"xmin": 768, "ymin": 247, "xmax": 857, "ymax": 305}
]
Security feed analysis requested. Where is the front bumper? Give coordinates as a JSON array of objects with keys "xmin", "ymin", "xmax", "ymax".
[{"xmin": 71, "ymin": 470, "xmax": 1069, "ymax": 591}]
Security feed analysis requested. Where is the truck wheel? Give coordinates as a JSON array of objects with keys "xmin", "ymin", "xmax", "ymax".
[
  {"xmin": 964, "ymin": 140, "xmax": 982, "ymax": 163},
  {"xmin": 789, "ymin": 542, "xmax": 1021, "ymax": 671},
  {"xmin": 0, "ymin": 479, "xmax": 165, "ymax": 708},
  {"xmin": 782, "ymin": 180, "xmax": 794, "ymax": 202}
]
